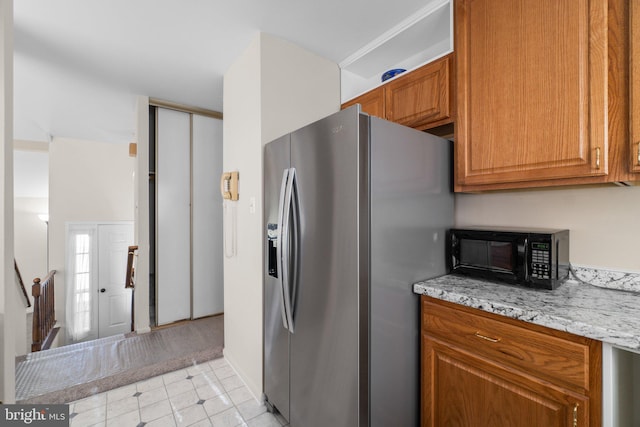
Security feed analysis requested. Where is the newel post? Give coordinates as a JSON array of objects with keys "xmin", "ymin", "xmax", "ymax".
[{"xmin": 31, "ymin": 278, "xmax": 42, "ymax": 352}]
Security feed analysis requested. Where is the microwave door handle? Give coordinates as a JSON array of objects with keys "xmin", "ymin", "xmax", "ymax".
[
  {"xmin": 549, "ymin": 240, "xmax": 560, "ymax": 280},
  {"xmin": 276, "ymin": 169, "xmax": 290, "ymax": 331},
  {"xmin": 523, "ymin": 238, "xmax": 529, "ymax": 280}
]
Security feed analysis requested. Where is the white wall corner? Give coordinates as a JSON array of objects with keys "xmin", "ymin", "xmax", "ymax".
[
  {"xmin": 223, "ymin": 32, "xmax": 340, "ymax": 399},
  {"xmin": 222, "ymin": 31, "xmax": 264, "ymax": 401}
]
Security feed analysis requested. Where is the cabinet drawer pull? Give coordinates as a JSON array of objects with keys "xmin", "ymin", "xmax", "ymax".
[
  {"xmin": 474, "ymin": 332, "xmax": 501, "ymax": 343},
  {"xmin": 573, "ymin": 403, "xmax": 579, "ymax": 427},
  {"xmin": 595, "ymin": 147, "xmax": 601, "ymax": 169}
]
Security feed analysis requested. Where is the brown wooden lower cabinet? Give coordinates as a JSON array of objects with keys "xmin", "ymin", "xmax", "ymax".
[
  {"xmin": 423, "ymin": 337, "xmax": 588, "ymax": 427},
  {"xmin": 421, "ymin": 296, "xmax": 602, "ymax": 427}
]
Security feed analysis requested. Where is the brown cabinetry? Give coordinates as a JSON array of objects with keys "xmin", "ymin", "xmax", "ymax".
[
  {"xmin": 421, "ymin": 297, "xmax": 602, "ymax": 427},
  {"xmin": 344, "ymin": 86, "xmax": 385, "ymax": 120},
  {"xmin": 632, "ymin": 0, "xmax": 640, "ymax": 173},
  {"xmin": 454, "ymin": 0, "xmax": 638, "ymax": 191},
  {"xmin": 342, "ymin": 54, "xmax": 453, "ymax": 131}
]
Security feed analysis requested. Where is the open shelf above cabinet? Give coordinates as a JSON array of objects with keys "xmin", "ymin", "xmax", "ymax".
[{"xmin": 340, "ymin": 0, "xmax": 453, "ymax": 103}]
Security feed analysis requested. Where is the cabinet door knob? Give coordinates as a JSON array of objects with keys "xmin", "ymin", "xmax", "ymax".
[
  {"xmin": 100, "ymin": 288, "xmax": 106, "ymax": 293},
  {"xmin": 595, "ymin": 147, "xmax": 601, "ymax": 169}
]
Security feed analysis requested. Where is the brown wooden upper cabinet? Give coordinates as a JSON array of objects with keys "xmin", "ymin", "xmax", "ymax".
[
  {"xmin": 342, "ymin": 54, "xmax": 454, "ymax": 132},
  {"xmin": 454, "ymin": 0, "xmax": 638, "ymax": 191},
  {"xmin": 344, "ymin": 86, "xmax": 385, "ymax": 120},
  {"xmin": 632, "ymin": 0, "xmax": 640, "ymax": 173}
]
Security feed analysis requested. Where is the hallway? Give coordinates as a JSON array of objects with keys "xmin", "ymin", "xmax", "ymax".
[{"xmin": 16, "ymin": 315, "xmax": 224, "ymax": 404}]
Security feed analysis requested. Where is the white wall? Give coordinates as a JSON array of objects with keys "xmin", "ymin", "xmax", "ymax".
[
  {"xmin": 223, "ymin": 32, "xmax": 340, "ymax": 398},
  {"xmin": 259, "ymin": 35, "xmax": 342, "ymax": 143},
  {"xmin": 455, "ymin": 185, "xmax": 640, "ymax": 272},
  {"xmin": 13, "ymin": 142, "xmax": 48, "ymax": 356},
  {"xmin": 134, "ymin": 95, "xmax": 150, "ymax": 334},
  {"xmin": 13, "ymin": 197, "xmax": 47, "ymax": 355},
  {"xmin": 0, "ymin": 0, "xmax": 15, "ymax": 403},
  {"xmin": 49, "ymin": 137, "xmax": 135, "ymax": 344},
  {"xmin": 223, "ymin": 34, "xmax": 262, "ymax": 398},
  {"xmin": 14, "ymin": 197, "xmax": 47, "ymax": 304}
]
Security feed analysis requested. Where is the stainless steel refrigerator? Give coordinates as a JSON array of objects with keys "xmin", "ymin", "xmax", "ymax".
[{"xmin": 263, "ymin": 106, "xmax": 453, "ymax": 427}]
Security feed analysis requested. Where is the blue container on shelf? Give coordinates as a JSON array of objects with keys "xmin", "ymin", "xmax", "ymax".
[{"xmin": 381, "ymin": 68, "xmax": 406, "ymax": 82}]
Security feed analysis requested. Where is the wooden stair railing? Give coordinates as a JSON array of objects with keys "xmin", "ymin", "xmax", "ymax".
[
  {"xmin": 32, "ymin": 270, "xmax": 58, "ymax": 352},
  {"xmin": 14, "ymin": 260, "xmax": 32, "ymax": 308},
  {"xmin": 125, "ymin": 245, "xmax": 138, "ymax": 289},
  {"xmin": 125, "ymin": 245, "xmax": 138, "ymax": 332}
]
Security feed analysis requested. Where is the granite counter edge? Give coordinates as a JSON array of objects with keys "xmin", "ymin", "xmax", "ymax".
[{"xmin": 413, "ymin": 281, "xmax": 640, "ymax": 353}]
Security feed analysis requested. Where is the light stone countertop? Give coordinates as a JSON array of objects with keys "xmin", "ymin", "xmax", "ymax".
[{"xmin": 413, "ymin": 270, "xmax": 640, "ymax": 353}]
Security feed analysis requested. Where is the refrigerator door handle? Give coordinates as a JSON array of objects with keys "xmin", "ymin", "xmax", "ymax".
[
  {"xmin": 276, "ymin": 169, "xmax": 291, "ymax": 330},
  {"xmin": 289, "ymin": 168, "xmax": 300, "ymax": 333},
  {"xmin": 281, "ymin": 167, "xmax": 297, "ymax": 333}
]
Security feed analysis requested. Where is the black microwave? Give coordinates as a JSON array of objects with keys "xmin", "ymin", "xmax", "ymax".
[{"xmin": 449, "ymin": 227, "xmax": 570, "ymax": 290}]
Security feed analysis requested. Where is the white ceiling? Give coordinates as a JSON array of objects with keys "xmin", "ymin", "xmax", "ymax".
[{"xmin": 13, "ymin": 0, "xmax": 431, "ymax": 146}]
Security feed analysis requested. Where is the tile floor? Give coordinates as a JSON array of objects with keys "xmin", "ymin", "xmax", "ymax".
[{"xmin": 67, "ymin": 357, "xmax": 288, "ymax": 427}]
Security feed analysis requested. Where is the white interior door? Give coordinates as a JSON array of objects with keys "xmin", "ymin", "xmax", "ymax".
[
  {"xmin": 97, "ymin": 223, "xmax": 134, "ymax": 338},
  {"xmin": 156, "ymin": 108, "xmax": 191, "ymax": 325},
  {"xmin": 192, "ymin": 114, "xmax": 224, "ymax": 318}
]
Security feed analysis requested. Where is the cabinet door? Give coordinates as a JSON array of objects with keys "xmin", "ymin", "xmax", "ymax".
[
  {"xmin": 632, "ymin": 0, "xmax": 640, "ymax": 172},
  {"xmin": 422, "ymin": 336, "xmax": 588, "ymax": 427},
  {"xmin": 342, "ymin": 87, "xmax": 385, "ymax": 119},
  {"xmin": 455, "ymin": 0, "xmax": 608, "ymax": 187},
  {"xmin": 385, "ymin": 55, "xmax": 453, "ymax": 130}
]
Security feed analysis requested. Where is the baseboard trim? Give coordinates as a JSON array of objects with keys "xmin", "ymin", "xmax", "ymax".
[{"xmin": 223, "ymin": 348, "xmax": 262, "ymax": 402}]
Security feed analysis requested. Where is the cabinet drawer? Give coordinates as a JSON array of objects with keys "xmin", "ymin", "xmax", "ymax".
[{"xmin": 422, "ymin": 297, "xmax": 594, "ymax": 393}]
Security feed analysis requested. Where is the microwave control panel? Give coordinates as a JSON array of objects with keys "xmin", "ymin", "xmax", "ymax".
[{"xmin": 530, "ymin": 241, "xmax": 550, "ymax": 280}]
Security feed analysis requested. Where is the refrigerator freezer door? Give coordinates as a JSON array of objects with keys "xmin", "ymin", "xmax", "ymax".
[
  {"xmin": 289, "ymin": 107, "xmax": 366, "ymax": 427},
  {"xmin": 264, "ymin": 134, "xmax": 292, "ymax": 421}
]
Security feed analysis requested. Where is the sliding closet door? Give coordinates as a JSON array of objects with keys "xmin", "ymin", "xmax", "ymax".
[
  {"xmin": 156, "ymin": 108, "xmax": 191, "ymax": 325},
  {"xmin": 192, "ymin": 115, "xmax": 224, "ymax": 318}
]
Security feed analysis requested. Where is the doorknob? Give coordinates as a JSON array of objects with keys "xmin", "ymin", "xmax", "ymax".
[{"xmin": 100, "ymin": 288, "xmax": 106, "ymax": 293}]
